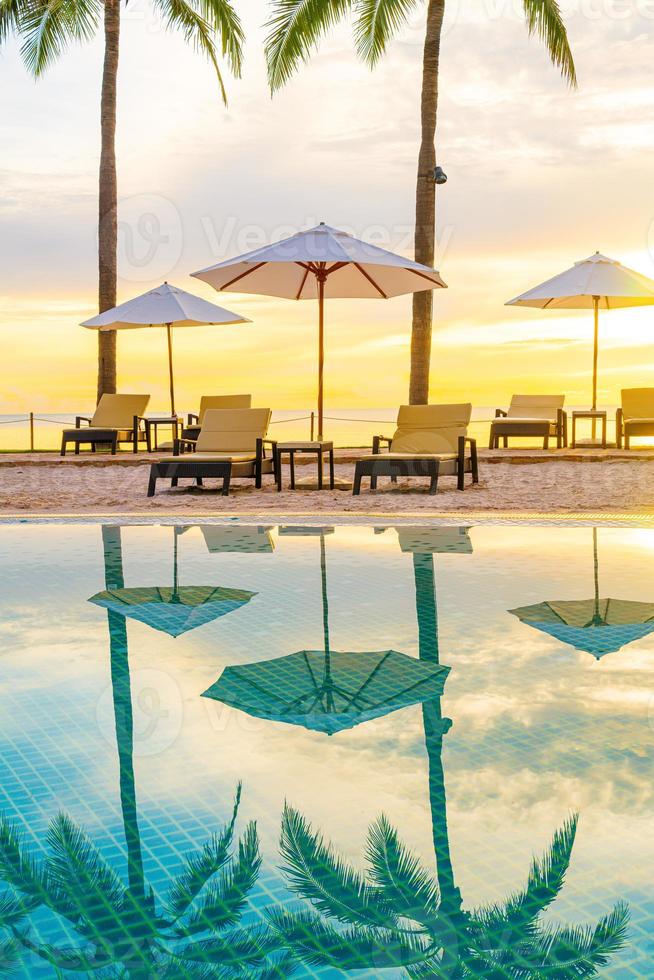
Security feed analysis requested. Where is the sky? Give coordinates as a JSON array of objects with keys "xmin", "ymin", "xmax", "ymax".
[{"xmin": 2, "ymin": 0, "xmax": 654, "ymax": 414}]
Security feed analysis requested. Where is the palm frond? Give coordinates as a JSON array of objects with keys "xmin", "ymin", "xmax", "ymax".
[
  {"xmin": 250, "ymin": 949, "xmax": 301, "ymax": 979},
  {"xmin": 0, "ymin": 935, "xmax": 19, "ymax": 973},
  {"xmin": 264, "ymin": 0, "xmax": 351, "ymax": 91},
  {"xmin": 267, "ymin": 906, "xmax": 432, "ymax": 970},
  {"xmin": 0, "ymin": 889, "xmax": 39, "ymax": 928},
  {"xmin": 0, "ymin": 815, "xmax": 49, "ymax": 905},
  {"xmin": 153, "ymin": 0, "xmax": 228, "ymax": 103},
  {"xmin": 44, "ymin": 813, "xmax": 126, "ymax": 939},
  {"xmin": 179, "ymin": 923, "xmax": 280, "ymax": 968},
  {"xmin": 366, "ymin": 814, "xmax": 439, "ymax": 932},
  {"xmin": 354, "ymin": 0, "xmax": 418, "ymax": 66},
  {"xmin": 19, "ymin": 0, "xmax": 100, "ymax": 76},
  {"xmin": 16, "ymin": 933, "xmax": 115, "ymax": 973},
  {"xmin": 195, "ymin": 0, "xmax": 243, "ymax": 76},
  {"xmin": 0, "ymin": 0, "xmax": 21, "ymax": 44},
  {"xmin": 181, "ymin": 821, "xmax": 261, "ymax": 935},
  {"xmin": 513, "ymin": 901, "xmax": 630, "ymax": 977},
  {"xmin": 167, "ymin": 784, "xmax": 242, "ymax": 923},
  {"xmin": 522, "ymin": 0, "xmax": 577, "ymax": 87},
  {"xmin": 473, "ymin": 814, "xmax": 579, "ymax": 944},
  {"xmin": 280, "ymin": 805, "xmax": 396, "ymax": 930}
]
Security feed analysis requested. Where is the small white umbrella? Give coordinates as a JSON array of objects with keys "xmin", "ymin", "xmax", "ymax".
[
  {"xmin": 506, "ymin": 252, "xmax": 654, "ymax": 411},
  {"xmin": 81, "ymin": 282, "xmax": 250, "ymax": 416},
  {"xmin": 191, "ymin": 222, "xmax": 447, "ymax": 439}
]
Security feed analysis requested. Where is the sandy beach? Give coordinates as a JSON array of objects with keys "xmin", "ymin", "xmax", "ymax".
[{"xmin": 3, "ymin": 453, "xmax": 654, "ymax": 515}]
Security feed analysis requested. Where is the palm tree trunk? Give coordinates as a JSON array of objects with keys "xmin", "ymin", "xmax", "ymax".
[
  {"xmin": 409, "ymin": 0, "xmax": 445, "ymax": 404},
  {"xmin": 97, "ymin": 0, "xmax": 120, "ymax": 399},
  {"xmin": 101, "ymin": 526, "xmax": 146, "ymax": 902},
  {"xmin": 413, "ymin": 552, "xmax": 464, "ymax": 968}
]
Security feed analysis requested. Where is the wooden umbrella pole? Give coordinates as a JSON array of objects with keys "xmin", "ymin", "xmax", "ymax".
[
  {"xmin": 166, "ymin": 323, "xmax": 175, "ymax": 417},
  {"xmin": 318, "ymin": 276, "xmax": 325, "ymax": 441},
  {"xmin": 591, "ymin": 296, "xmax": 599, "ymax": 438}
]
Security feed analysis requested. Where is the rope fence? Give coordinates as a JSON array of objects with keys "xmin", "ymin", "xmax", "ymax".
[{"xmin": 1, "ymin": 409, "xmax": 598, "ymax": 452}]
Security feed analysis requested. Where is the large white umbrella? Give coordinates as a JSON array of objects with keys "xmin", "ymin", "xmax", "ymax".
[
  {"xmin": 191, "ymin": 222, "xmax": 447, "ymax": 439},
  {"xmin": 81, "ymin": 282, "xmax": 250, "ymax": 415},
  {"xmin": 506, "ymin": 252, "xmax": 654, "ymax": 411}
]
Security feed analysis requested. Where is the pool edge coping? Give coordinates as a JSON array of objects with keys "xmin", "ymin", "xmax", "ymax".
[{"xmin": 2, "ymin": 511, "xmax": 654, "ymax": 527}]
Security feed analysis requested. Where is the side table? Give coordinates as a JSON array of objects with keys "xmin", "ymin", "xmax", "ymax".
[
  {"xmin": 275, "ymin": 441, "xmax": 335, "ymax": 490},
  {"xmin": 571, "ymin": 410, "xmax": 608, "ymax": 449}
]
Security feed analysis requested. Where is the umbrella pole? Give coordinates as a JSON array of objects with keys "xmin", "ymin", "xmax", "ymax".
[
  {"xmin": 593, "ymin": 526, "xmax": 600, "ymax": 620},
  {"xmin": 166, "ymin": 323, "xmax": 175, "ymax": 417},
  {"xmin": 318, "ymin": 276, "xmax": 325, "ymax": 441},
  {"xmin": 591, "ymin": 297, "xmax": 599, "ymax": 437}
]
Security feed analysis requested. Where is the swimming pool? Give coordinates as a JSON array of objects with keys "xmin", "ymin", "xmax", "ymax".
[{"xmin": 0, "ymin": 521, "xmax": 651, "ymax": 977}]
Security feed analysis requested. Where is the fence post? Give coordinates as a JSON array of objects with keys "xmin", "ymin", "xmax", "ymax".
[
  {"xmin": 29, "ymin": 412, "xmax": 34, "ymax": 452},
  {"xmin": 310, "ymin": 412, "xmax": 315, "ymax": 441}
]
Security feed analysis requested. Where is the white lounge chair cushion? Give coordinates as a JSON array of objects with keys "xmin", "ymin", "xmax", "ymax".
[
  {"xmin": 624, "ymin": 417, "xmax": 654, "ymax": 424},
  {"xmin": 63, "ymin": 427, "xmax": 138, "ymax": 441},
  {"xmin": 360, "ymin": 452, "xmax": 458, "ymax": 461},
  {"xmin": 160, "ymin": 453, "xmax": 257, "ymax": 464},
  {"xmin": 198, "ymin": 394, "xmax": 251, "ymax": 425},
  {"xmin": 491, "ymin": 416, "xmax": 555, "ymax": 425},
  {"xmin": 389, "ymin": 404, "xmax": 472, "ymax": 454},
  {"xmin": 505, "ymin": 394, "xmax": 564, "ymax": 421},
  {"xmin": 621, "ymin": 388, "xmax": 654, "ymax": 419},
  {"xmin": 195, "ymin": 408, "xmax": 271, "ymax": 453},
  {"xmin": 91, "ymin": 394, "xmax": 150, "ymax": 427}
]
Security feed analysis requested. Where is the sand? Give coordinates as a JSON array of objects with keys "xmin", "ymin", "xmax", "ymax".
[{"xmin": 2, "ymin": 455, "xmax": 654, "ymax": 515}]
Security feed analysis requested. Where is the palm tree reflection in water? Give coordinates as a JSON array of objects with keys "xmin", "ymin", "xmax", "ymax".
[
  {"xmin": 0, "ymin": 526, "xmax": 292, "ymax": 978},
  {"xmin": 269, "ymin": 533, "xmax": 629, "ymax": 977}
]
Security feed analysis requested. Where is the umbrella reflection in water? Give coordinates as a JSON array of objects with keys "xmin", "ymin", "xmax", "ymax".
[
  {"xmin": 509, "ymin": 528, "xmax": 654, "ymax": 658},
  {"xmin": 89, "ymin": 526, "xmax": 258, "ymax": 637},
  {"xmin": 203, "ymin": 527, "xmax": 449, "ymax": 734}
]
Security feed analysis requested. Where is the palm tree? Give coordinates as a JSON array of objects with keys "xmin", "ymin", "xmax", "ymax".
[
  {"xmin": 0, "ymin": 0, "xmax": 243, "ymax": 400},
  {"xmin": 267, "ymin": 549, "xmax": 629, "ymax": 976},
  {"xmin": 0, "ymin": 526, "xmax": 293, "ymax": 978},
  {"xmin": 264, "ymin": 0, "xmax": 577, "ymax": 404}
]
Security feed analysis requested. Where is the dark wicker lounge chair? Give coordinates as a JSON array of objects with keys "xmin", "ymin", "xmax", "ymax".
[
  {"xmin": 60, "ymin": 394, "xmax": 150, "ymax": 455},
  {"xmin": 147, "ymin": 408, "xmax": 276, "ymax": 497},
  {"xmin": 353, "ymin": 404, "xmax": 478, "ymax": 495},
  {"xmin": 489, "ymin": 394, "xmax": 567, "ymax": 449},
  {"xmin": 617, "ymin": 388, "xmax": 654, "ymax": 448}
]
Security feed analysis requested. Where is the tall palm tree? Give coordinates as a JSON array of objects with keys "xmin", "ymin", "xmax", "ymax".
[
  {"xmin": 267, "ymin": 549, "xmax": 629, "ymax": 976},
  {"xmin": 0, "ymin": 526, "xmax": 294, "ymax": 978},
  {"xmin": 1, "ymin": 0, "xmax": 243, "ymax": 400},
  {"xmin": 264, "ymin": 0, "xmax": 577, "ymax": 403}
]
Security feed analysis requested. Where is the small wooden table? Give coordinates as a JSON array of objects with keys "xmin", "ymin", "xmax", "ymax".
[
  {"xmin": 571, "ymin": 410, "xmax": 608, "ymax": 449},
  {"xmin": 145, "ymin": 417, "xmax": 181, "ymax": 452},
  {"xmin": 275, "ymin": 441, "xmax": 335, "ymax": 491}
]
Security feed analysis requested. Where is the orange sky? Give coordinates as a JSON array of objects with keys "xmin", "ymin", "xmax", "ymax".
[{"xmin": 2, "ymin": 1, "xmax": 654, "ymax": 414}]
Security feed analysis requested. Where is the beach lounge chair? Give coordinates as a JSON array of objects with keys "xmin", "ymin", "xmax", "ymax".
[
  {"xmin": 352, "ymin": 404, "xmax": 478, "ymax": 495},
  {"xmin": 60, "ymin": 394, "xmax": 150, "ymax": 455},
  {"xmin": 147, "ymin": 408, "xmax": 276, "ymax": 497},
  {"xmin": 616, "ymin": 388, "xmax": 654, "ymax": 448},
  {"xmin": 182, "ymin": 394, "xmax": 252, "ymax": 442},
  {"xmin": 489, "ymin": 394, "xmax": 567, "ymax": 449}
]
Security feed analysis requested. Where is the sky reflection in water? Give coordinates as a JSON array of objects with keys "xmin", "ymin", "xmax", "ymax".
[{"xmin": 0, "ymin": 522, "xmax": 651, "ymax": 977}]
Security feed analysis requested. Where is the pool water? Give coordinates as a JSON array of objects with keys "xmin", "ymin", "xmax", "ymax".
[{"xmin": 0, "ymin": 521, "xmax": 652, "ymax": 978}]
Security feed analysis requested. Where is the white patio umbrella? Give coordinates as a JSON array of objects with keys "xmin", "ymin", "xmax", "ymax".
[
  {"xmin": 506, "ymin": 252, "xmax": 654, "ymax": 411},
  {"xmin": 81, "ymin": 282, "xmax": 250, "ymax": 415},
  {"xmin": 191, "ymin": 222, "xmax": 447, "ymax": 439}
]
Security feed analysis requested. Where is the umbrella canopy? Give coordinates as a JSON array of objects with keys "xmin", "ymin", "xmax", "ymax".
[
  {"xmin": 506, "ymin": 252, "xmax": 654, "ymax": 413},
  {"xmin": 203, "ymin": 649, "xmax": 450, "ymax": 735},
  {"xmin": 508, "ymin": 598, "xmax": 654, "ymax": 658},
  {"xmin": 81, "ymin": 282, "xmax": 250, "ymax": 416},
  {"xmin": 89, "ymin": 585, "xmax": 256, "ymax": 638},
  {"xmin": 192, "ymin": 223, "xmax": 447, "ymax": 439}
]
